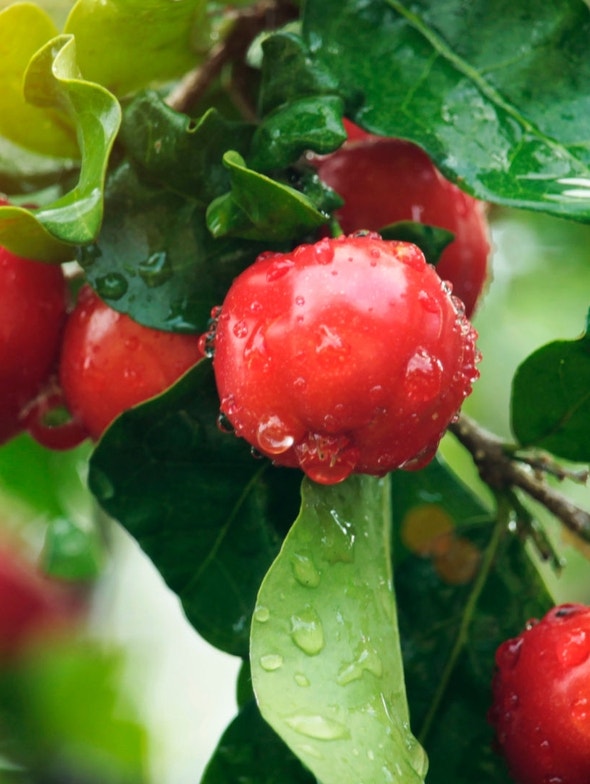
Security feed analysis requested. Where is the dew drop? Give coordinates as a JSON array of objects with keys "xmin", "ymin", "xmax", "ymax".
[
  {"xmin": 496, "ymin": 637, "xmax": 523, "ymax": 670},
  {"xmin": 418, "ymin": 290, "xmax": 440, "ymax": 314},
  {"xmin": 266, "ymin": 258, "xmax": 294, "ymax": 281},
  {"xmin": 294, "ymin": 673, "xmax": 310, "ymax": 687},
  {"xmin": 292, "ymin": 553, "xmax": 321, "ymax": 588},
  {"xmin": 138, "ymin": 251, "xmax": 173, "ymax": 287},
  {"xmin": 95, "ymin": 273, "xmax": 128, "ymax": 300},
  {"xmin": 313, "ymin": 239, "xmax": 334, "ymax": 265},
  {"xmin": 253, "ymin": 605, "xmax": 270, "ymax": 623},
  {"xmin": 257, "ymin": 415, "xmax": 295, "ymax": 455},
  {"xmin": 404, "ymin": 347, "xmax": 443, "ymax": 403},
  {"xmin": 285, "ymin": 714, "xmax": 349, "ymax": 740},
  {"xmin": 216, "ymin": 411, "xmax": 235, "ymax": 434},
  {"xmin": 556, "ymin": 628, "xmax": 590, "ymax": 668},
  {"xmin": 337, "ymin": 646, "xmax": 383, "ymax": 685},
  {"xmin": 295, "ymin": 295, "xmax": 305, "ymax": 306},
  {"xmin": 233, "ymin": 320, "xmax": 249, "ymax": 339},
  {"xmin": 290, "ymin": 607, "xmax": 325, "ymax": 655},
  {"xmin": 295, "ymin": 433, "xmax": 359, "ymax": 485},
  {"xmin": 260, "ymin": 654, "xmax": 283, "ymax": 671}
]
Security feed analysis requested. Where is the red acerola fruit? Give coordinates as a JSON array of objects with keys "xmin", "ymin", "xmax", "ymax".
[
  {"xmin": 59, "ymin": 285, "xmax": 204, "ymax": 440},
  {"xmin": 315, "ymin": 132, "xmax": 490, "ymax": 317},
  {"xmin": 489, "ymin": 604, "xmax": 590, "ymax": 784},
  {"xmin": 210, "ymin": 233, "xmax": 479, "ymax": 485},
  {"xmin": 0, "ymin": 241, "xmax": 67, "ymax": 444}
]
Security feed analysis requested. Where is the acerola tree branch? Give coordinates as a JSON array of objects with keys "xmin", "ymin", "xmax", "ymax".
[{"xmin": 449, "ymin": 413, "xmax": 590, "ymax": 544}]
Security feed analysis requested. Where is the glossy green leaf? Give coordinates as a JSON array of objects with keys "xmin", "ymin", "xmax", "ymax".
[
  {"xmin": 511, "ymin": 309, "xmax": 590, "ymax": 461},
  {"xmin": 390, "ymin": 458, "xmax": 554, "ymax": 783},
  {"xmin": 0, "ymin": 33, "xmax": 121, "ymax": 259},
  {"xmin": 88, "ymin": 361, "xmax": 302, "ymax": 656},
  {"xmin": 207, "ymin": 151, "xmax": 327, "ymax": 241},
  {"xmin": 0, "ymin": 135, "xmax": 78, "ymax": 196},
  {"xmin": 202, "ymin": 700, "xmax": 316, "ymax": 784},
  {"xmin": 78, "ymin": 162, "xmax": 266, "ymax": 332},
  {"xmin": 120, "ymin": 91, "xmax": 254, "ymax": 204},
  {"xmin": 251, "ymin": 475, "xmax": 428, "ymax": 784},
  {"xmin": 380, "ymin": 221, "xmax": 454, "ymax": 266},
  {"xmin": 250, "ymin": 95, "xmax": 346, "ymax": 171},
  {"xmin": 286, "ymin": 0, "xmax": 590, "ymax": 221},
  {"xmin": 64, "ymin": 0, "xmax": 211, "ymax": 97},
  {"xmin": 0, "ymin": 642, "xmax": 149, "ymax": 782},
  {"xmin": 0, "ymin": 3, "xmax": 77, "ymax": 158}
]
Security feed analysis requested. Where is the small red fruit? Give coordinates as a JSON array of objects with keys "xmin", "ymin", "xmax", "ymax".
[
  {"xmin": 211, "ymin": 233, "xmax": 479, "ymax": 484},
  {"xmin": 59, "ymin": 285, "xmax": 203, "ymax": 439},
  {"xmin": 0, "ymin": 240, "xmax": 67, "ymax": 444},
  {"xmin": 315, "ymin": 134, "xmax": 490, "ymax": 317},
  {"xmin": 489, "ymin": 604, "xmax": 590, "ymax": 784}
]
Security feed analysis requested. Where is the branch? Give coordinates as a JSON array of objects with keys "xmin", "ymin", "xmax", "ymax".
[
  {"xmin": 449, "ymin": 413, "xmax": 590, "ymax": 544},
  {"xmin": 166, "ymin": 0, "xmax": 298, "ymax": 117}
]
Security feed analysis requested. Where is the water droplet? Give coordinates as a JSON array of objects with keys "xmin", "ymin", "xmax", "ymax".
[
  {"xmin": 290, "ymin": 607, "xmax": 325, "ymax": 655},
  {"xmin": 233, "ymin": 320, "xmax": 249, "ymax": 339},
  {"xmin": 295, "ymin": 433, "xmax": 359, "ymax": 485},
  {"xmin": 95, "ymin": 273, "xmax": 128, "ymax": 300},
  {"xmin": 253, "ymin": 605, "xmax": 270, "ymax": 623},
  {"xmin": 216, "ymin": 411, "xmax": 235, "ymax": 434},
  {"xmin": 138, "ymin": 251, "xmax": 173, "ymax": 287},
  {"xmin": 257, "ymin": 415, "xmax": 295, "ymax": 455},
  {"xmin": 404, "ymin": 347, "xmax": 443, "ymax": 403},
  {"xmin": 260, "ymin": 654, "xmax": 284, "ymax": 671},
  {"xmin": 571, "ymin": 696, "xmax": 590, "ymax": 724},
  {"xmin": 313, "ymin": 239, "xmax": 334, "ymax": 265},
  {"xmin": 295, "ymin": 295, "xmax": 305, "ymax": 306},
  {"xmin": 418, "ymin": 290, "xmax": 440, "ymax": 314},
  {"xmin": 323, "ymin": 509, "xmax": 356, "ymax": 564},
  {"xmin": 556, "ymin": 628, "xmax": 590, "ymax": 667},
  {"xmin": 337, "ymin": 645, "xmax": 383, "ymax": 685},
  {"xmin": 496, "ymin": 637, "xmax": 523, "ymax": 670},
  {"xmin": 315, "ymin": 324, "xmax": 348, "ymax": 354},
  {"xmin": 294, "ymin": 673, "xmax": 310, "ymax": 687},
  {"xmin": 285, "ymin": 714, "xmax": 349, "ymax": 740},
  {"xmin": 266, "ymin": 258, "xmax": 294, "ymax": 281},
  {"xmin": 292, "ymin": 553, "xmax": 321, "ymax": 588}
]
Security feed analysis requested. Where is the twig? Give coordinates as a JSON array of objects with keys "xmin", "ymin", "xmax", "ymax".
[
  {"xmin": 449, "ymin": 413, "xmax": 590, "ymax": 543},
  {"xmin": 166, "ymin": 0, "xmax": 298, "ymax": 117}
]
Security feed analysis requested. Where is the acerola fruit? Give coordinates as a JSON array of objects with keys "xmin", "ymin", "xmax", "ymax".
[
  {"xmin": 0, "ymin": 242, "xmax": 67, "ymax": 444},
  {"xmin": 210, "ymin": 233, "xmax": 479, "ymax": 484},
  {"xmin": 489, "ymin": 604, "xmax": 590, "ymax": 784},
  {"xmin": 59, "ymin": 285, "xmax": 204, "ymax": 440},
  {"xmin": 314, "ymin": 134, "xmax": 490, "ymax": 317}
]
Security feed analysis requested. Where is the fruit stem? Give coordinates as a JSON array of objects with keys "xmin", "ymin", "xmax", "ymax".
[{"xmin": 417, "ymin": 512, "xmax": 506, "ymax": 745}]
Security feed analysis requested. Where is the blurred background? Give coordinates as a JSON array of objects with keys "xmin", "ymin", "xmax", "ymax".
[{"xmin": 1, "ymin": 204, "xmax": 590, "ymax": 783}]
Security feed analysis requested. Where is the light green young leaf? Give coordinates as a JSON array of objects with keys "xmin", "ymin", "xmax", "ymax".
[
  {"xmin": 64, "ymin": 0, "xmax": 212, "ymax": 96},
  {"xmin": 0, "ymin": 33, "xmax": 121, "ymax": 259},
  {"xmin": 251, "ymin": 475, "xmax": 428, "ymax": 784}
]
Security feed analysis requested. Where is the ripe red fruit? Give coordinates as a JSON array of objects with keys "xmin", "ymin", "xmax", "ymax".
[
  {"xmin": 489, "ymin": 604, "xmax": 590, "ymax": 784},
  {"xmin": 210, "ymin": 233, "xmax": 479, "ymax": 484},
  {"xmin": 59, "ymin": 285, "xmax": 204, "ymax": 439},
  {"xmin": 315, "ymin": 133, "xmax": 490, "ymax": 317},
  {"xmin": 0, "ymin": 242, "xmax": 67, "ymax": 444}
]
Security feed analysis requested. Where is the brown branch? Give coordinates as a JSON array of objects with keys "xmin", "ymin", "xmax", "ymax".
[
  {"xmin": 166, "ymin": 0, "xmax": 299, "ymax": 117},
  {"xmin": 449, "ymin": 413, "xmax": 590, "ymax": 543}
]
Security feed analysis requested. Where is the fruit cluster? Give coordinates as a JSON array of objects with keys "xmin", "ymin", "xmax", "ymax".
[{"xmin": 0, "ymin": 129, "xmax": 487, "ymax": 476}]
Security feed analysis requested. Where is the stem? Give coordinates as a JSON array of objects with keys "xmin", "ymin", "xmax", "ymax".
[
  {"xmin": 418, "ymin": 513, "xmax": 506, "ymax": 745},
  {"xmin": 449, "ymin": 413, "xmax": 590, "ymax": 543}
]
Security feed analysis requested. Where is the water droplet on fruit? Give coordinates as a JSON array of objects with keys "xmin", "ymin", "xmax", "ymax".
[
  {"xmin": 266, "ymin": 258, "xmax": 294, "ymax": 281},
  {"xmin": 295, "ymin": 295, "xmax": 305, "ymax": 306},
  {"xmin": 256, "ymin": 415, "xmax": 295, "ymax": 455},
  {"xmin": 556, "ymin": 628, "xmax": 590, "ymax": 667},
  {"xmin": 290, "ymin": 607, "xmax": 325, "ymax": 655},
  {"xmin": 96, "ymin": 273, "xmax": 128, "ymax": 300},
  {"xmin": 285, "ymin": 714, "xmax": 349, "ymax": 740},
  {"xmin": 496, "ymin": 637, "xmax": 524, "ymax": 670},
  {"xmin": 260, "ymin": 654, "xmax": 283, "ymax": 671},
  {"xmin": 292, "ymin": 553, "xmax": 321, "ymax": 588},
  {"xmin": 295, "ymin": 433, "xmax": 359, "ymax": 485},
  {"xmin": 253, "ymin": 605, "xmax": 270, "ymax": 623},
  {"xmin": 404, "ymin": 347, "xmax": 443, "ymax": 403},
  {"xmin": 418, "ymin": 290, "xmax": 440, "ymax": 314},
  {"xmin": 216, "ymin": 411, "xmax": 235, "ymax": 434},
  {"xmin": 233, "ymin": 320, "xmax": 248, "ymax": 338},
  {"xmin": 138, "ymin": 251, "xmax": 173, "ymax": 287},
  {"xmin": 313, "ymin": 239, "xmax": 334, "ymax": 265}
]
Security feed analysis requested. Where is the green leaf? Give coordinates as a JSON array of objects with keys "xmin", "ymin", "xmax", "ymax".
[
  {"xmin": 511, "ymin": 309, "xmax": 590, "ymax": 461},
  {"xmin": 0, "ymin": 33, "xmax": 121, "ymax": 259},
  {"xmin": 88, "ymin": 361, "xmax": 302, "ymax": 656},
  {"xmin": 207, "ymin": 151, "xmax": 327, "ymax": 241},
  {"xmin": 295, "ymin": 0, "xmax": 590, "ymax": 221},
  {"xmin": 78, "ymin": 162, "xmax": 266, "ymax": 332},
  {"xmin": 379, "ymin": 221, "xmax": 455, "ymax": 266},
  {"xmin": 0, "ymin": 135, "xmax": 78, "ymax": 196},
  {"xmin": 250, "ymin": 95, "xmax": 346, "ymax": 171},
  {"xmin": 251, "ymin": 475, "xmax": 428, "ymax": 784},
  {"xmin": 63, "ymin": 0, "xmax": 211, "ymax": 97},
  {"xmin": 0, "ymin": 642, "xmax": 149, "ymax": 782},
  {"xmin": 390, "ymin": 458, "xmax": 554, "ymax": 783},
  {"xmin": 120, "ymin": 92, "xmax": 255, "ymax": 204},
  {"xmin": 0, "ymin": 3, "xmax": 77, "ymax": 158},
  {"xmin": 202, "ymin": 700, "xmax": 316, "ymax": 784}
]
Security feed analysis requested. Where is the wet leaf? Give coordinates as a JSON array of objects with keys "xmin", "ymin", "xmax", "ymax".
[
  {"xmin": 88, "ymin": 361, "xmax": 302, "ymax": 656},
  {"xmin": 391, "ymin": 457, "xmax": 554, "ymax": 783},
  {"xmin": 251, "ymin": 475, "xmax": 428, "ymax": 784},
  {"xmin": 511, "ymin": 308, "xmax": 590, "ymax": 461},
  {"xmin": 270, "ymin": 0, "xmax": 590, "ymax": 221}
]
